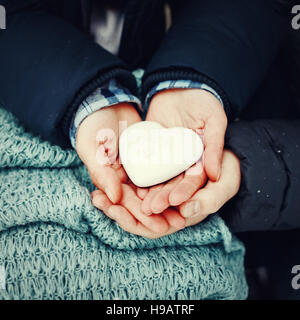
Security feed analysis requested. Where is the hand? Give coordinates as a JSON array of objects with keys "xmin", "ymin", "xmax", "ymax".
[
  {"xmin": 146, "ymin": 88, "xmax": 227, "ymax": 181},
  {"xmin": 91, "ymin": 150, "xmax": 240, "ymax": 239},
  {"xmin": 76, "ymin": 103, "xmax": 141, "ymax": 203},
  {"xmin": 179, "ymin": 150, "xmax": 241, "ymax": 223},
  {"xmin": 143, "ymin": 88, "xmax": 227, "ymax": 214},
  {"xmin": 139, "ymin": 160, "xmax": 207, "ymax": 215},
  {"xmin": 91, "ymin": 182, "xmax": 186, "ymax": 238},
  {"xmin": 82, "ymin": 103, "xmax": 186, "ymax": 234}
]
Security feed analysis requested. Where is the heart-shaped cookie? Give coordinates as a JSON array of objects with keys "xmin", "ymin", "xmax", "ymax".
[{"xmin": 119, "ymin": 121, "xmax": 203, "ymax": 187}]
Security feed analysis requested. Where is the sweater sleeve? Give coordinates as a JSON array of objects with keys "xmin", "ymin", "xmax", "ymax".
[
  {"xmin": 222, "ymin": 118, "xmax": 300, "ymax": 233},
  {"xmin": 0, "ymin": 0, "xmax": 137, "ymax": 148},
  {"xmin": 142, "ymin": 0, "xmax": 289, "ymax": 119}
]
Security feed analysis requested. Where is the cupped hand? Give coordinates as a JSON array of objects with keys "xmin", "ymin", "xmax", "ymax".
[
  {"xmin": 146, "ymin": 88, "xmax": 227, "ymax": 181},
  {"xmin": 139, "ymin": 160, "xmax": 207, "ymax": 215},
  {"xmin": 179, "ymin": 149, "xmax": 241, "ymax": 223},
  {"xmin": 91, "ymin": 183, "xmax": 186, "ymax": 238},
  {"xmin": 142, "ymin": 88, "xmax": 227, "ymax": 214},
  {"xmin": 91, "ymin": 150, "xmax": 240, "ymax": 239},
  {"xmin": 76, "ymin": 103, "xmax": 141, "ymax": 203}
]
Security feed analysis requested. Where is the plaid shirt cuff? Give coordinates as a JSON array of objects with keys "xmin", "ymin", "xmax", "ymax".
[
  {"xmin": 69, "ymin": 79, "xmax": 142, "ymax": 149},
  {"xmin": 144, "ymin": 80, "xmax": 224, "ymax": 109}
]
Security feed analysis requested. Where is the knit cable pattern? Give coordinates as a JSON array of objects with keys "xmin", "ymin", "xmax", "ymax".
[{"xmin": 0, "ymin": 106, "xmax": 248, "ymax": 300}]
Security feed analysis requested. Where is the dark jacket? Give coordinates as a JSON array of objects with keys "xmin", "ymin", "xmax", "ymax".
[
  {"xmin": 0, "ymin": 0, "xmax": 289, "ymax": 147},
  {"xmin": 0, "ymin": 0, "xmax": 297, "ymax": 233},
  {"xmin": 222, "ymin": 27, "xmax": 300, "ymax": 233},
  {"xmin": 224, "ymin": 118, "xmax": 300, "ymax": 233}
]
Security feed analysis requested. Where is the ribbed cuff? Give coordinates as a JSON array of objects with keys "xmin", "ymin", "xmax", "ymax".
[
  {"xmin": 142, "ymin": 68, "xmax": 232, "ymax": 118},
  {"xmin": 61, "ymin": 67, "xmax": 138, "ymax": 137}
]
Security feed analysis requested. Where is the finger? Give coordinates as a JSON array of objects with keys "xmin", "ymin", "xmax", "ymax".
[
  {"xmin": 112, "ymin": 160, "xmax": 128, "ymax": 183},
  {"xmin": 180, "ymin": 151, "xmax": 240, "ymax": 218},
  {"xmin": 161, "ymin": 208, "xmax": 186, "ymax": 229},
  {"xmin": 136, "ymin": 187, "xmax": 149, "ymax": 200},
  {"xmin": 180, "ymin": 183, "xmax": 227, "ymax": 223},
  {"xmin": 141, "ymin": 184, "xmax": 164, "ymax": 215},
  {"xmin": 203, "ymin": 116, "xmax": 227, "ymax": 181},
  {"xmin": 91, "ymin": 130, "xmax": 122, "ymax": 203},
  {"xmin": 85, "ymin": 141, "xmax": 122, "ymax": 203},
  {"xmin": 96, "ymin": 127, "xmax": 118, "ymax": 165},
  {"xmin": 89, "ymin": 164, "xmax": 122, "ymax": 204},
  {"xmin": 121, "ymin": 184, "xmax": 170, "ymax": 234},
  {"xmin": 116, "ymin": 165, "xmax": 128, "ymax": 183},
  {"xmin": 92, "ymin": 187, "xmax": 172, "ymax": 238},
  {"xmin": 91, "ymin": 189, "xmax": 112, "ymax": 212},
  {"xmin": 180, "ymin": 186, "xmax": 217, "ymax": 220},
  {"xmin": 108, "ymin": 205, "xmax": 159, "ymax": 238},
  {"xmin": 109, "ymin": 205, "xmax": 180, "ymax": 239},
  {"xmin": 91, "ymin": 189, "xmax": 162, "ymax": 238},
  {"xmin": 169, "ymin": 161, "xmax": 207, "ymax": 206},
  {"xmin": 150, "ymin": 174, "xmax": 183, "ymax": 214}
]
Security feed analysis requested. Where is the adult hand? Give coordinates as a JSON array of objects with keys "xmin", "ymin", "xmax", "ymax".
[
  {"xmin": 139, "ymin": 160, "xmax": 207, "ymax": 215},
  {"xmin": 179, "ymin": 150, "xmax": 241, "ymax": 223},
  {"xmin": 76, "ymin": 103, "xmax": 141, "ymax": 204},
  {"xmin": 91, "ymin": 183, "xmax": 186, "ymax": 238},
  {"xmin": 92, "ymin": 150, "xmax": 240, "ymax": 239}
]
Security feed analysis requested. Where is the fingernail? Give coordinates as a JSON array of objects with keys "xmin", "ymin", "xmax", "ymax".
[{"xmin": 183, "ymin": 201, "xmax": 200, "ymax": 218}]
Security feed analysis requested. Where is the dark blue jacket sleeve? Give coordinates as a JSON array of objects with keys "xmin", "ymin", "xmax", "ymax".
[
  {"xmin": 143, "ymin": 0, "xmax": 289, "ymax": 118},
  {"xmin": 222, "ymin": 118, "xmax": 300, "ymax": 233},
  {"xmin": 0, "ymin": 0, "xmax": 137, "ymax": 148}
]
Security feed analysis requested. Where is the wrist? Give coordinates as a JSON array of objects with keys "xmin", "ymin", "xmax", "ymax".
[
  {"xmin": 150, "ymin": 88, "xmax": 224, "ymax": 112},
  {"xmin": 79, "ymin": 102, "xmax": 137, "ymax": 126},
  {"xmin": 76, "ymin": 102, "xmax": 140, "ymax": 151},
  {"xmin": 113, "ymin": 102, "xmax": 141, "ymax": 121}
]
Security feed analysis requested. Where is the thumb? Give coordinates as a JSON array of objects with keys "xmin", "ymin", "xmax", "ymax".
[
  {"xmin": 84, "ymin": 129, "xmax": 122, "ymax": 204},
  {"xmin": 90, "ymin": 164, "xmax": 122, "ymax": 204},
  {"xmin": 93, "ymin": 130, "xmax": 122, "ymax": 203}
]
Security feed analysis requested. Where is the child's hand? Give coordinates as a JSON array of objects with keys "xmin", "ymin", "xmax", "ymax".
[
  {"xmin": 143, "ymin": 88, "xmax": 227, "ymax": 214},
  {"xmin": 76, "ymin": 103, "xmax": 141, "ymax": 203},
  {"xmin": 146, "ymin": 88, "xmax": 227, "ymax": 181}
]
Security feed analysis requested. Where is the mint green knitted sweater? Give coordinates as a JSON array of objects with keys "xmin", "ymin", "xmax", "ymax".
[{"xmin": 0, "ymin": 106, "xmax": 248, "ymax": 300}]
